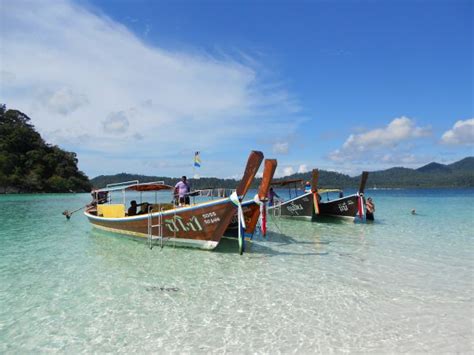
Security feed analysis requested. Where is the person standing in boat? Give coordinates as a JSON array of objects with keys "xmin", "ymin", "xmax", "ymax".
[
  {"xmin": 304, "ymin": 181, "xmax": 311, "ymax": 192},
  {"xmin": 175, "ymin": 176, "xmax": 191, "ymax": 206},
  {"xmin": 366, "ymin": 197, "xmax": 375, "ymax": 221},
  {"xmin": 268, "ymin": 187, "xmax": 280, "ymax": 206}
]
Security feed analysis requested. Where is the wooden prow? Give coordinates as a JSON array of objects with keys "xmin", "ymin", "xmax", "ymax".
[
  {"xmin": 311, "ymin": 169, "xmax": 319, "ymax": 193},
  {"xmin": 311, "ymin": 169, "xmax": 320, "ymax": 216},
  {"xmin": 246, "ymin": 159, "xmax": 277, "ymax": 236},
  {"xmin": 258, "ymin": 159, "xmax": 278, "ymax": 200},
  {"xmin": 358, "ymin": 171, "xmax": 369, "ymax": 194},
  {"xmin": 212, "ymin": 151, "xmax": 264, "ymax": 243},
  {"xmin": 235, "ymin": 151, "xmax": 264, "ymax": 198}
]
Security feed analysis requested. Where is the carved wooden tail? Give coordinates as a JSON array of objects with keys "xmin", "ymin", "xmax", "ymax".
[
  {"xmin": 246, "ymin": 159, "xmax": 277, "ymax": 236},
  {"xmin": 258, "ymin": 159, "xmax": 278, "ymax": 200},
  {"xmin": 235, "ymin": 151, "xmax": 264, "ymax": 198},
  {"xmin": 358, "ymin": 171, "xmax": 369, "ymax": 194},
  {"xmin": 311, "ymin": 169, "xmax": 319, "ymax": 193},
  {"xmin": 212, "ymin": 151, "xmax": 264, "ymax": 247},
  {"xmin": 311, "ymin": 169, "xmax": 320, "ymax": 216}
]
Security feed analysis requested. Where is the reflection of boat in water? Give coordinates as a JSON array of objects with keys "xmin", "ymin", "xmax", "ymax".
[
  {"xmin": 84, "ymin": 151, "xmax": 263, "ymax": 253},
  {"xmin": 268, "ymin": 169, "xmax": 370, "ymax": 222}
]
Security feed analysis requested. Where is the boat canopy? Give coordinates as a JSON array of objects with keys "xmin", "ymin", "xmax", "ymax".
[
  {"xmin": 127, "ymin": 183, "xmax": 174, "ymax": 191},
  {"xmin": 318, "ymin": 188, "xmax": 342, "ymax": 193},
  {"xmin": 270, "ymin": 179, "xmax": 343, "ymax": 193},
  {"xmin": 271, "ymin": 178, "xmax": 303, "ymax": 186},
  {"xmin": 97, "ymin": 180, "xmax": 173, "ymax": 193}
]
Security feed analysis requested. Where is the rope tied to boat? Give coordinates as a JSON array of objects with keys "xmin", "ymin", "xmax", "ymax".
[
  {"xmin": 230, "ymin": 191, "xmax": 246, "ymax": 254},
  {"xmin": 253, "ymin": 194, "xmax": 267, "ymax": 237}
]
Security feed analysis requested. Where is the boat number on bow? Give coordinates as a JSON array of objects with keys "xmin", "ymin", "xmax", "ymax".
[
  {"xmin": 287, "ymin": 202, "xmax": 304, "ymax": 215},
  {"xmin": 164, "ymin": 215, "xmax": 203, "ymax": 233},
  {"xmin": 338, "ymin": 202, "xmax": 349, "ymax": 212},
  {"xmin": 202, "ymin": 211, "xmax": 221, "ymax": 225}
]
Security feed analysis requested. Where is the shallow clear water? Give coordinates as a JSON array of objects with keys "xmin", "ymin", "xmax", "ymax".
[{"xmin": 0, "ymin": 189, "xmax": 473, "ymax": 353}]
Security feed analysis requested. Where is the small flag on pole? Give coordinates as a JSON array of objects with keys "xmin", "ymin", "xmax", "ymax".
[{"xmin": 194, "ymin": 151, "xmax": 201, "ymax": 167}]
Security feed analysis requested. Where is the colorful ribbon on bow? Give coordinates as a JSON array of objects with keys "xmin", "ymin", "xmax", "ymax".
[
  {"xmin": 230, "ymin": 191, "xmax": 246, "ymax": 254},
  {"xmin": 253, "ymin": 194, "xmax": 267, "ymax": 237}
]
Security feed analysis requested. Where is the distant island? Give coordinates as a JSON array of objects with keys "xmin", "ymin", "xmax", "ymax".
[
  {"xmin": 0, "ymin": 105, "xmax": 91, "ymax": 193},
  {"xmin": 1, "ymin": 105, "xmax": 472, "ymax": 193},
  {"xmin": 91, "ymin": 157, "xmax": 474, "ymax": 190}
]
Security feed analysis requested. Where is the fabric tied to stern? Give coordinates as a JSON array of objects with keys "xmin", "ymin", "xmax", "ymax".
[
  {"xmin": 253, "ymin": 194, "xmax": 267, "ymax": 237},
  {"xmin": 230, "ymin": 192, "xmax": 246, "ymax": 254}
]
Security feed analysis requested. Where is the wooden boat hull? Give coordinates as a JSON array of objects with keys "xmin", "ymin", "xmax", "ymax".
[
  {"xmin": 268, "ymin": 192, "xmax": 365, "ymax": 221},
  {"xmin": 317, "ymin": 194, "xmax": 363, "ymax": 220},
  {"xmin": 85, "ymin": 198, "xmax": 235, "ymax": 250},
  {"xmin": 226, "ymin": 158, "xmax": 277, "ymax": 238},
  {"xmin": 83, "ymin": 150, "xmax": 265, "ymax": 253},
  {"xmin": 226, "ymin": 200, "xmax": 260, "ymax": 235},
  {"xmin": 270, "ymin": 192, "xmax": 314, "ymax": 219},
  {"xmin": 268, "ymin": 169, "xmax": 369, "ymax": 222}
]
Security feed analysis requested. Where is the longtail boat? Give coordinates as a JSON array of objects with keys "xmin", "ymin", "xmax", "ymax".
[
  {"xmin": 268, "ymin": 170, "xmax": 370, "ymax": 222},
  {"xmin": 84, "ymin": 151, "xmax": 264, "ymax": 252}
]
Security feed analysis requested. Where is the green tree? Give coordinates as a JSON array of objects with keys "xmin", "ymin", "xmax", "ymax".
[{"xmin": 0, "ymin": 105, "xmax": 92, "ymax": 193}]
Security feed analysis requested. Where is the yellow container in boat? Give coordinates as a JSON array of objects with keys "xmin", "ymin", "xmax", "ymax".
[{"xmin": 97, "ymin": 204, "xmax": 125, "ymax": 218}]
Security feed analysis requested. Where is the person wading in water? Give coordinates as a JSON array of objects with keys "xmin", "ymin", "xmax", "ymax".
[{"xmin": 366, "ymin": 197, "xmax": 375, "ymax": 221}]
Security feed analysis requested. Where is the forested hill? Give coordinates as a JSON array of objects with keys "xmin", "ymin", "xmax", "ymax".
[
  {"xmin": 363, "ymin": 158, "xmax": 474, "ymax": 188},
  {"xmin": 91, "ymin": 157, "xmax": 474, "ymax": 190},
  {"xmin": 274, "ymin": 158, "xmax": 474, "ymax": 188},
  {"xmin": 0, "ymin": 105, "xmax": 91, "ymax": 193}
]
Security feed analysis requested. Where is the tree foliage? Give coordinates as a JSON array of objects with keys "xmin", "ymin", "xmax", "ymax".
[
  {"xmin": 281, "ymin": 159, "xmax": 474, "ymax": 189},
  {"xmin": 0, "ymin": 105, "xmax": 91, "ymax": 193},
  {"xmin": 91, "ymin": 157, "xmax": 474, "ymax": 190}
]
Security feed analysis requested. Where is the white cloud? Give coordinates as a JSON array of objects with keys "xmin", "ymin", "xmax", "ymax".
[
  {"xmin": 0, "ymin": 70, "xmax": 16, "ymax": 85},
  {"xmin": 282, "ymin": 166, "xmax": 294, "ymax": 176},
  {"xmin": 40, "ymin": 87, "xmax": 88, "ymax": 115},
  {"xmin": 380, "ymin": 153, "xmax": 434, "ymax": 165},
  {"xmin": 272, "ymin": 142, "xmax": 289, "ymax": 154},
  {"xmin": 272, "ymin": 166, "xmax": 294, "ymax": 178},
  {"xmin": 330, "ymin": 116, "xmax": 431, "ymax": 162},
  {"xmin": 441, "ymin": 119, "xmax": 474, "ymax": 146},
  {"xmin": 1, "ymin": 0, "xmax": 300, "ymax": 176},
  {"xmin": 297, "ymin": 164, "xmax": 308, "ymax": 173},
  {"xmin": 102, "ymin": 111, "xmax": 130, "ymax": 134}
]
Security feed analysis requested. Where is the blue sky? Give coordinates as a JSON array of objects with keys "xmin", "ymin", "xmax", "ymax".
[{"xmin": 1, "ymin": 0, "xmax": 472, "ymax": 178}]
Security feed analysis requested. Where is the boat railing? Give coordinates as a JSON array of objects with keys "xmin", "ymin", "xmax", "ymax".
[
  {"xmin": 187, "ymin": 188, "xmax": 235, "ymax": 200},
  {"xmin": 101, "ymin": 180, "xmax": 139, "ymax": 192},
  {"xmin": 274, "ymin": 197, "xmax": 284, "ymax": 205},
  {"xmin": 132, "ymin": 181, "xmax": 166, "ymax": 188},
  {"xmin": 272, "ymin": 200, "xmax": 282, "ymax": 217},
  {"xmin": 102, "ymin": 180, "xmax": 167, "ymax": 193}
]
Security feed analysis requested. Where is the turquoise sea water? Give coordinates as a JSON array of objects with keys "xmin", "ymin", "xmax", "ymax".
[{"xmin": 0, "ymin": 189, "xmax": 473, "ymax": 353}]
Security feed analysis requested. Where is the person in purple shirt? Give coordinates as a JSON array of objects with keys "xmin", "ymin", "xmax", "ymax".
[
  {"xmin": 268, "ymin": 187, "xmax": 280, "ymax": 206},
  {"xmin": 175, "ymin": 176, "xmax": 191, "ymax": 206}
]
